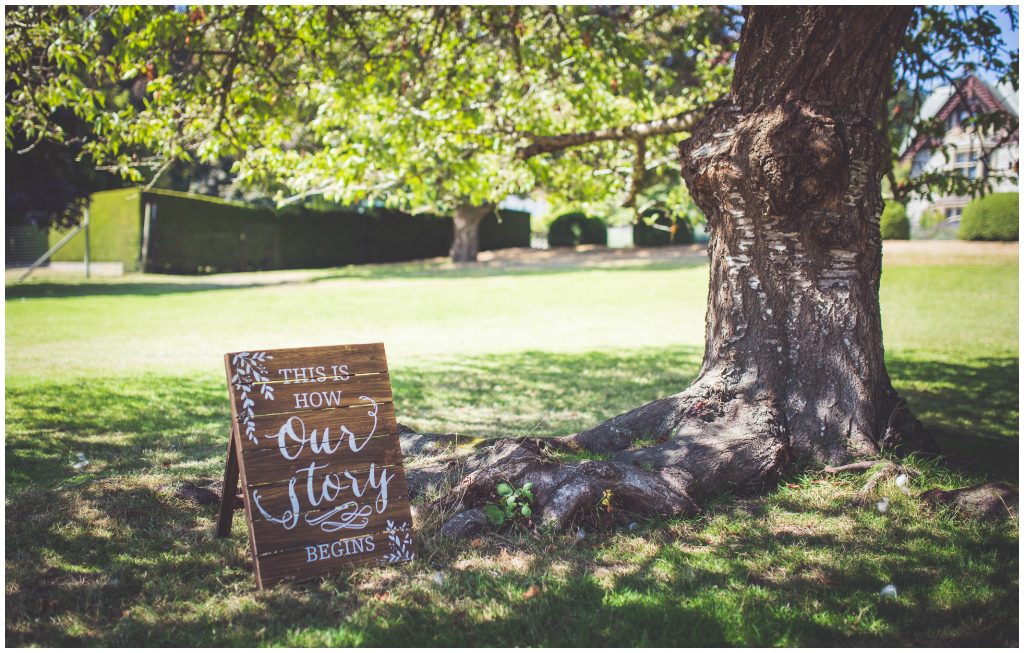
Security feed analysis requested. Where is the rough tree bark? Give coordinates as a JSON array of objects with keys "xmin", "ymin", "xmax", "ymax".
[
  {"xmin": 450, "ymin": 203, "xmax": 493, "ymax": 263},
  {"xmin": 420, "ymin": 7, "xmax": 939, "ymax": 536}
]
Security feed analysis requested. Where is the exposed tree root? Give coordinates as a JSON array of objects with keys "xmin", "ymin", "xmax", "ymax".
[
  {"xmin": 822, "ymin": 459, "xmax": 920, "ymax": 505},
  {"xmin": 428, "ymin": 438, "xmax": 701, "ymax": 529},
  {"xmin": 821, "ymin": 460, "xmax": 1018, "ymax": 521},
  {"xmin": 566, "ymin": 380, "xmax": 737, "ymax": 455},
  {"xmin": 403, "ymin": 392, "xmax": 790, "ymax": 535},
  {"xmin": 822, "ymin": 460, "xmax": 886, "ymax": 475},
  {"xmin": 397, "ymin": 381, "xmax": 1014, "ymax": 536},
  {"xmin": 921, "ymin": 482, "xmax": 1018, "ymax": 521}
]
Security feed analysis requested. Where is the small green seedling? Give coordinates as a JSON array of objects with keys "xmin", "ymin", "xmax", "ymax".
[{"xmin": 483, "ymin": 481, "xmax": 534, "ymax": 526}]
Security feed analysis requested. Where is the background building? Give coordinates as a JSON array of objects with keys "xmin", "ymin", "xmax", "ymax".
[{"xmin": 901, "ymin": 75, "xmax": 1018, "ymax": 229}]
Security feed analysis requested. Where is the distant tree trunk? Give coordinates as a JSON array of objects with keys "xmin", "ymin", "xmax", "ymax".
[
  {"xmin": 427, "ymin": 7, "xmax": 936, "ymax": 535},
  {"xmin": 450, "ymin": 203, "xmax": 493, "ymax": 263}
]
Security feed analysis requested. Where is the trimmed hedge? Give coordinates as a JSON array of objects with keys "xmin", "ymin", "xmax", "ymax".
[
  {"xmin": 481, "ymin": 208, "xmax": 532, "ymax": 251},
  {"xmin": 50, "ymin": 188, "xmax": 144, "ymax": 271},
  {"xmin": 959, "ymin": 192, "xmax": 1019, "ymax": 241},
  {"xmin": 6, "ymin": 222, "xmax": 49, "ymax": 266},
  {"xmin": 547, "ymin": 212, "xmax": 607, "ymax": 247},
  {"xmin": 632, "ymin": 207, "xmax": 695, "ymax": 247},
  {"xmin": 145, "ymin": 190, "xmax": 279, "ymax": 273},
  {"xmin": 880, "ymin": 201, "xmax": 910, "ymax": 240},
  {"xmin": 51, "ymin": 189, "xmax": 530, "ymax": 274}
]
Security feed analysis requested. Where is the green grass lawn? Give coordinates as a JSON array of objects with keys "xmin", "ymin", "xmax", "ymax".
[{"xmin": 5, "ymin": 245, "xmax": 1018, "ymax": 645}]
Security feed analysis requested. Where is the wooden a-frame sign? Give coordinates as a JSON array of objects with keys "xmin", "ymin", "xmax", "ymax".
[{"xmin": 216, "ymin": 343, "xmax": 416, "ymax": 588}]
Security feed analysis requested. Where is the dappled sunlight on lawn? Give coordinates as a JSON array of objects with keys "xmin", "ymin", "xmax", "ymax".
[{"xmin": 5, "ymin": 247, "xmax": 1018, "ymax": 646}]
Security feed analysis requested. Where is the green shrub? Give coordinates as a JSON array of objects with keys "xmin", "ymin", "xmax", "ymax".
[
  {"xmin": 632, "ymin": 207, "xmax": 695, "ymax": 247},
  {"xmin": 880, "ymin": 201, "xmax": 910, "ymax": 240},
  {"xmin": 959, "ymin": 192, "xmax": 1019, "ymax": 241},
  {"xmin": 547, "ymin": 212, "xmax": 607, "ymax": 247},
  {"xmin": 918, "ymin": 207, "xmax": 946, "ymax": 229}
]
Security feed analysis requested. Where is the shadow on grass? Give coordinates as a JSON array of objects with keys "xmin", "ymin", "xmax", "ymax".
[
  {"xmin": 5, "ymin": 256, "xmax": 706, "ymax": 300},
  {"xmin": 4, "ymin": 347, "xmax": 1018, "ymax": 645},
  {"xmin": 5, "ymin": 348, "xmax": 1017, "ymax": 493},
  {"xmin": 887, "ymin": 355, "xmax": 1019, "ymax": 479},
  {"xmin": 307, "ymin": 257, "xmax": 707, "ymax": 283},
  {"xmin": 5, "ymin": 375, "xmax": 231, "ymax": 492},
  {"xmin": 269, "ymin": 496, "xmax": 1016, "ymax": 646},
  {"xmin": 5, "ymin": 280, "xmax": 295, "ymax": 300}
]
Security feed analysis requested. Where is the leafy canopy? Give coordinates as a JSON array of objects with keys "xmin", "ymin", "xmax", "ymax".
[
  {"xmin": 6, "ymin": 6, "xmax": 734, "ymax": 215},
  {"xmin": 8, "ymin": 5, "xmax": 1016, "ymax": 223}
]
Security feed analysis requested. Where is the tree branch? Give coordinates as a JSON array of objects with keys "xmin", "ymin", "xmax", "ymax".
[
  {"xmin": 516, "ymin": 109, "xmax": 702, "ymax": 160},
  {"xmin": 623, "ymin": 137, "xmax": 646, "ymax": 208},
  {"xmin": 214, "ymin": 6, "xmax": 257, "ymax": 133}
]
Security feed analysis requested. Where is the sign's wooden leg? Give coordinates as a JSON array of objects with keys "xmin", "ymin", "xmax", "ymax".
[{"xmin": 216, "ymin": 430, "xmax": 240, "ymax": 538}]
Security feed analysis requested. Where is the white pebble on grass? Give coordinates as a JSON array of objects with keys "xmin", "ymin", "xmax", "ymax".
[
  {"xmin": 880, "ymin": 584, "xmax": 897, "ymax": 598},
  {"xmin": 895, "ymin": 473, "xmax": 911, "ymax": 494},
  {"xmin": 876, "ymin": 498, "xmax": 890, "ymax": 513},
  {"xmin": 72, "ymin": 453, "xmax": 90, "ymax": 470},
  {"xmin": 430, "ymin": 571, "xmax": 445, "ymax": 586}
]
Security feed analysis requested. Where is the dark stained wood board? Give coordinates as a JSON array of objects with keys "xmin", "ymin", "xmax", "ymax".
[{"xmin": 220, "ymin": 343, "xmax": 416, "ymax": 588}]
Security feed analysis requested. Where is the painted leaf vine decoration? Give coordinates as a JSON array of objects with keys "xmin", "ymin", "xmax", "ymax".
[{"xmin": 231, "ymin": 351, "xmax": 274, "ymax": 444}]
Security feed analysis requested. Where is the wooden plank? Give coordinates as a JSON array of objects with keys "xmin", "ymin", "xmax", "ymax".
[
  {"xmin": 225, "ymin": 343, "xmax": 388, "ymax": 386},
  {"xmin": 243, "ymin": 438, "xmax": 405, "ymax": 488},
  {"xmin": 257, "ymin": 523, "xmax": 416, "ymax": 587},
  {"xmin": 240, "ymin": 400, "xmax": 398, "ymax": 456},
  {"xmin": 220, "ymin": 343, "xmax": 414, "ymax": 588},
  {"xmin": 249, "ymin": 487, "xmax": 412, "ymax": 556},
  {"xmin": 215, "ymin": 427, "xmax": 240, "ymax": 538},
  {"xmin": 229, "ymin": 373, "xmax": 393, "ymax": 420},
  {"xmin": 224, "ymin": 355, "xmax": 267, "ymax": 589}
]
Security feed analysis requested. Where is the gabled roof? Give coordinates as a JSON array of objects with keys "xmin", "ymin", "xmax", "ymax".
[{"xmin": 899, "ymin": 75, "xmax": 1018, "ymax": 162}]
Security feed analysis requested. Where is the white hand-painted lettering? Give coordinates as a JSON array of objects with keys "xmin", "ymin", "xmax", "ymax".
[
  {"xmin": 268, "ymin": 412, "xmax": 373, "ymax": 461},
  {"xmin": 279, "ymin": 365, "xmax": 350, "ymax": 384},
  {"xmin": 348, "ymin": 397, "xmax": 379, "ymax": 452},
  {"xmin": 305, "ymin": 534, "xmax": 375, "ymax": 563},
  {"xmin": 255, "ymin": 387, "xmax": 393, "ymax": 539},
  {"xmin": 251, "ymin": 481, "xmax": 300, "ymax": 530},
  {"xmin": 345, "ymin": 462, "xmax": 393, "ymax": 513},
  {"xmin": 293, "ymin": 389, "xmax": 344, "ymax": 409},
  {"xmin": 254, "ymin": 460, "xmax": 393, "ymax": 534},
  {"xmin": 305, "ymin": 501, "xmax": 373, "ymax": 531}
]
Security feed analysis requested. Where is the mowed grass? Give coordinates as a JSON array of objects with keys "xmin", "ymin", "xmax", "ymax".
[{"xmin": 5, "ymin": 244, "xmax": 1018, "ymax": 646}]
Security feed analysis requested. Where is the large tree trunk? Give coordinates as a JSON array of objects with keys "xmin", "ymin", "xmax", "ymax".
[
  {"xmin": 449, "ymin": 203, "xmax": 492, "ymax": 263},
  {"xmin": 423, "ymin": 7, "xmax": 935, "ymax": 536},
  {"xmin": 575, "ymin": 6, "xmax": 934, "ymax": 461},
  {"xmin": 685, "ymin": 6, "xmax": 935, "ymax": 463}
]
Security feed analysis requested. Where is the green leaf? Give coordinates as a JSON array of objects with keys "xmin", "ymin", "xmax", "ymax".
[
  {"xmin": 496, "ymin": 483, "xmax": 513, "ymax": 497},
  {"xmin": 483, "ymin": 504, "xmax": 505, "ymax": 526},
  {"xmin": 120, "ymin": 67, "xmax": 139, "ymax": 81},
  {"xmin": 505, "ymin": 495, "xmax": 517, "ymax": 507},
  {"xmin": 522, "ymin": 489, "xmax": 534, "ymax": 502},
  {"xmin": 522, "ymin": 482, "xmax": 533, "ymax": 491},
  {"xmin": 521, "ymin": 505, "xmax": 532, "ymax": 517}
]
